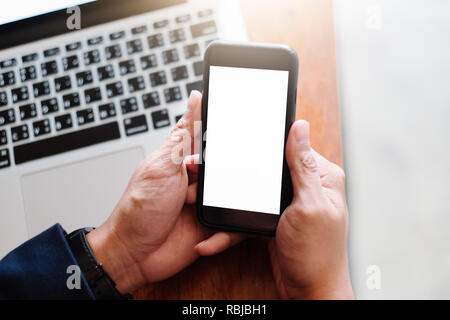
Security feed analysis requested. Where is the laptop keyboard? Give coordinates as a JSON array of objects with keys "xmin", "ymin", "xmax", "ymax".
[{"xmin": 0, "ymin": 8, "xmax": 217, "ymax": 169}]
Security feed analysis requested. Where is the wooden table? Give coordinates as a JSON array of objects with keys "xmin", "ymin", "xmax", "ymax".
[{"xmin": 135, "ymin": 0, "xmax": 342, "ymax": 299}]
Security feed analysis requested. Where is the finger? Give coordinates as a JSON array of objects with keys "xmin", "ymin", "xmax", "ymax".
[
  {"xmin": 195, "ymin": 232, "xmax": 247, "ymax": 256},
  {"xmin": 168, "ymin": 90, "xmax": 202, "ymax": 144},
  {"xmin": 286, "ymin": 120, "xmax": 324, "ymax": 199},
  {"xmin": 185, "ymin": 154, "xmax": 199, "ymax": 185},
  {"xmin": 145, "ymin": 91, "xmax": 202, "ymax": 173},
  {"xmin": 179, "ymin": 90, "xmax": 202, "ymax": 137},
  {"xmin": 185, "ymin": 154, "xmax": 199, "ymax": 174},
  {"xmin": 185, "ymin": 182, "xmax": 198, "ymax": 204}
]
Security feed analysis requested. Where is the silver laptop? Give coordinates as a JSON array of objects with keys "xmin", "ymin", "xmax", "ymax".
[{"xmin": 0, "ymin": 0, "xmax": 247, "ymax": 257}]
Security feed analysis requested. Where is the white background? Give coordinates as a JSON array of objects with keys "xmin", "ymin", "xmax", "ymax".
[
  {"xmin": 0, "ymin": 0, "xmax": 95, "ymax": 25},
  {"xmin": 203, "ymin": 66, "xmax": 289, "ymax": 215},
  {"xmin": 335, "ymin": 0, "xmax": 450, "ymax": 298}
]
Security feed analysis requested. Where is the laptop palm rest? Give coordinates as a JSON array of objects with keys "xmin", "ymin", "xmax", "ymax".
[{"xmin": 21, "ymin": 147, "xmax": 144, "ymax": 237}]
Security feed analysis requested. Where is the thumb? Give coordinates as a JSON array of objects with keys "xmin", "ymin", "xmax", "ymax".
[
  {"xmin": 286, "ymin": 120, "xmax": 324, "ymax": 199},
  {"xmin": 146, "ymin": 90, "xmax": 202, "ymax": 173}
]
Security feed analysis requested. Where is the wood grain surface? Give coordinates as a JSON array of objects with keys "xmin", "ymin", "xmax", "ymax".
[{"xmin": 134, "ymin": 0, "xmax": 342, "ymax": 299}]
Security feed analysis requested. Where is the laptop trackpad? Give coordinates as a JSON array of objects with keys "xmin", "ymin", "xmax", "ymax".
[{"xmin": 21, "ymin": 147, "xmax": 145, "ymax": 237}]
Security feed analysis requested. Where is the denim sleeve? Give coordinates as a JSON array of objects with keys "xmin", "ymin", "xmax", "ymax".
[{"xmin": 0, "ymin": 223, "xmax": 95, "ymax": 300}]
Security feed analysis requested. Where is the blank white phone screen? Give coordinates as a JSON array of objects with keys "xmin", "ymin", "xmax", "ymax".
[{"xmin": 203, "ymin": 65, "xmax": 289, "ymax": 215}]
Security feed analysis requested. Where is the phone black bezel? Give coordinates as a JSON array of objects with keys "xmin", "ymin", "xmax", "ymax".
[{"xmin": 197, "ymin": 40, "xmax": 298, "ymax": 236}]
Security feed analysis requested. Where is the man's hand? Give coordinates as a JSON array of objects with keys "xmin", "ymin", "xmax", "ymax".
[
  {"xmin": 196, "ymin": 120, "xmax": 354, "ymax": 299},
  {"xmin": 86, "ymin": 91, "xmax": 243, "ymax": 294},
  {"xmin": 269, "ymin": 120, "xmax": 353, "ymax": 299}
]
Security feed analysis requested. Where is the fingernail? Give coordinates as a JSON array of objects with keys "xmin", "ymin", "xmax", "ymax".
[
  {"xmin": 196, "ymin": 240, "xmax": 206, "ymax": 246},
  {"xmin": 189, "ymin": 90, "xmax": 201, "ymax": 100},
  {"xmin": 295, "ymin": 120, "xmax": 310, "ymax": 142},
  {"xmin": 187, "ymin": 90, "xmax": 200, "ymax": 110}
]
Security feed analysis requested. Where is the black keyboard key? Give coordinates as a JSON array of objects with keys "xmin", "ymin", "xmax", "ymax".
[
  {"xmin": 109, "ymin": 31, "xmax": 125, "ymax": 41},
  {"xmin": 0, "ymin": 58, "xmax": 17, "ymax": 69},
  {"xmin": 140, "ymin": 54, "xmax": 157, "ymax": 70},
  {"xmin": 171, "ymin": 65, "xmax": 188, "ymax": 81},
  {"xmin": 11, "ymin": 86, "xmax": 29, "ymax": 103},
  {"xmin": 97, "ymin": 65, "xmax": 115, "ymax": 81},
  {"xmin": 0, "ymin": 71, "xmax": 15, "ymax": 87},
  {"xmin": 19, "ymin": 103, "xmax": 37, "ymax": 120},
  {"xmin": 41, "ymin": 98, "xmax": 59, "ymax": 115},
  {"xmin": 151, "ymin": 109, "xmax": 170, "ymax": 129},
  {"xmin": 190, "ymin": 20, "xmax": 217, "ymax": 38},
  {"xmin": 186, "ymin": 80, "xmax": 203, "ymax": 95},
  {"xmin": 0, "ymin": 91, "xmax": 7, "ymax": 106},
  {"xmin": 198, "ymin": 9, "xmax": 213, "ymax": 18},
  {"xmin": 54, "ymin": 75, "xmax": 72, "ymax": 92},
  {"xmin": 84, "ymin": 87, "xmax": 102, "ymax": 104},
  {"xmin": 120, "ymin": 97, "xmax": 138, "ymax": 114},
  {"xmin": 76, "ymin": 108, "xmax": 95, "ymax": 125},
  {"xmin": 19, "ymin": 66, "xmax": 37, "ymax": 82},
  {"xmin": 131, "ymin": 25, "xmax": 147, "ymax": 34},
  {"xmin": 124, "ymin": 115, "xmax": 148, "ymax": 136},
  {"xmin": 127, "ymin": 76, "xmax": 145, "ymax": 93},
  {"xmin": 164, "ymin": 86, "xmax": 182, "ymax": 103},
  {"xmin": 184, "ymin": 43, "xmax": 200, "ymax": 59},
  {"xmin": 88, "ymin": 36, "xmax": 103, "ymax": 46},
  {"xmin": 105, "ymin": 44, "xmax": 122, "ymax": 60},
  {"xmin": 0, "ymin": 149, "xmax": 10, "ymax": 169},
  {"xmin": 175, "ymin": 114, "xmax": 182, "ymax": 123},
  {"xmin": 11, "ymin": 124, "xmax": 29, "ymax": 142},
  {"xmin": 98, "ymin": 102, "xmax": 116, "ymax": 120},
  {"xmin": 193, "ymin": 60, "xmax": 203, "ymax": 76},
  {"xmin": 142, "ymin": 91, "xmax": 160, "ymax": 109},
  {"xmin": 66, "ymin": 41, "xmax": 82, "ymax": 52},
  {"xmin": 106, "ymin": 81, "xmax": 123, "ymax": 98},
  {"xmin": 149, "ymin": 71, "xmax": 167, "ymax": 87},
  {"xmin": 126, "ymin": 39, "xmax": 143, "ymax": 55},
  {"xmin": 62, "ymin": 92, "xmax": 80, "ymax": 109},
  {"xmin": 176, "ymin": 14, "xmax": 191, "ymax": 23},
  {"xmin": 162, "ymin": 49, "xmax": 179, "ymax": 64},
  {"xmin": 118, "ymin": 59, "xmax": 136, "ymax": 75},
  {"xmin": 0, "ymin": 109, "xmax": 15, "ymax": 127},
  {"xmin": 147, "ymin": 34, "xmax": 164, "ymax": 49},
  {"xmin": 62, "ymin": 55, "xmax": 79, "ymax": 71},
  {"xmin": 0, "ymin": 130, "xmax": 6, "ymax": 145},
  {"xmin": 154, "ymin": 19, "xmax": 169, "ymax": 29},
  {"xmin": 14, "ymin": 122, "xmax": 120, "ymax": 164},
  {"xmin": 169, "ymin": 28, "xmax": 186, "ymax": 43},
  {"xmin": 32, "ymin": 119, "xmax": 51, "ymax": 137},
  {"xmin": 22, "ymin": 53, "xmax": 38, "ymax": 63},
  {"xmin": 33, "ymin": 81, "xmax": 50, "ymax": 97},
  {"xmin": 41, "ymin": 61, "xmax": 58, "ymax": 76},
  {"xmin": 44, "ymin": 47, "xmax": 60, "ymax": 57},
  {"xmin": 76, "ymin": 70, "xmax": 93, "ymax": 87},
  {"xmin": 83, "ymin": 49, "xmax": 100, "ymax": 65},
  {"xmin": 55, "ymin": 114, "xmax": 73, "ymax": 131}
]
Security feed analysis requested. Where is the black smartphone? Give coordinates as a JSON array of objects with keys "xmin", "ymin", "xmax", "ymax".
[{"xmin": 196, "ymin": 41, "xmax": 298, "ymax": 236}]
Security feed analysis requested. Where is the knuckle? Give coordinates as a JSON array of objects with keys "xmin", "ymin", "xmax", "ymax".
[
  {"xmin": 335, "ymin": 165, "xmax": 346, "ymax": 182},
  {"xmin": 290, "ymin": 195, "xmax": 330, "ymax": 218},
  {"xmin": 170, "ymin": 118, "xmax": 190, "ymax": 139},
  {"xmin": 126, "ymin": 189, "xmax": 145, "ymax": 212},
  {"xmin": 328, "ymin": 207, "xmax": 347, "ymax": 225},
  {"xmin": 290, "ymin": 200, "xmax": 317, "ymax": 218},
  {"xmin": 175, "ymin": 116, "xmax": 187, "ymax": 130},
  {"xmin": 300, "ymin": 151, "xmax": 318, "ymax": 172}
]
